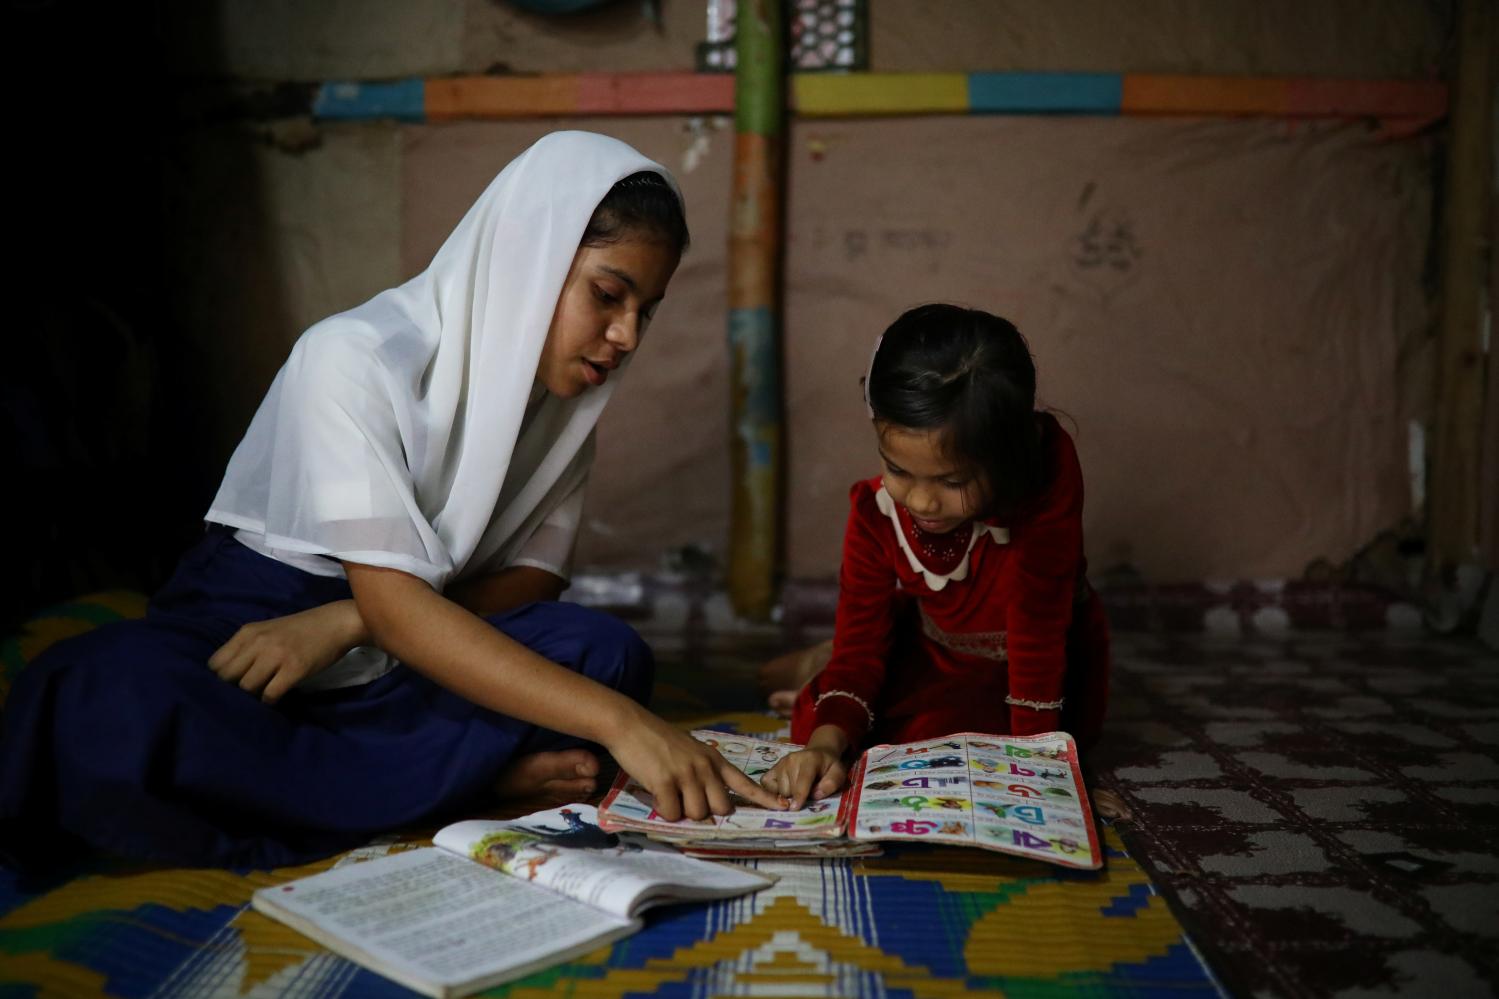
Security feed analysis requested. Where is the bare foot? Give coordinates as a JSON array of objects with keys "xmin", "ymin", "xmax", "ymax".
[
  {"xmin": 494, "ymin": 749, "xmax": 601, "ymax": 803},
  {"xmin": 1091, "ymin": 787, "xmax": 1131, "ymax": 821},
  {"xmin": 759, "ymin": 639, "xmax": 834, "ymax": 716},
  {"xmin": 767, "ymin": 689, "xmax": 798, "ymax": 717}
]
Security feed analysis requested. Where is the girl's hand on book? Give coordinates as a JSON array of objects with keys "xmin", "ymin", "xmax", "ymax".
[
  {"xmin": 761, "ymin": 748, "xmax": 847, "ymax": 811},
  {"xmin": 208, "ymin": 600, "xmax": 365, "ymax": 704},
  {"xmin": 607, "ymin": 711, "xmax": 788, "ymax": 821}
]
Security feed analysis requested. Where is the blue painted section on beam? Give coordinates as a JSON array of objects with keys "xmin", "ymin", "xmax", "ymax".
[
  {"xmin": 727, "ymin": 307, "xmax": 781, "ymax": 462},
  {"xmin": 968, "ymin": 72, "xmax": 1122, "ymax": 114},
  {"xmin": 313, "ymin": 79, "xmax": 425, "ymax": 121}
]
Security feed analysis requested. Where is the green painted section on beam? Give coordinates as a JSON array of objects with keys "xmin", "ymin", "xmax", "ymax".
[{"xmin": 734, "ymin": 0, "xmax": 785, "ymax": 136}]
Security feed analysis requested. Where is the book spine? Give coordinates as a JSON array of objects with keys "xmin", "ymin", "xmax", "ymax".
[
  {"xmin": 596, "ymin": 779, "xmax": 630, "ymax": 832},
  {"xmin": 1062, "ymin": 733, "xmax": 1105, "ymax": 869},
  {"xmin": 838, "ymin": 754, "xmax": 868, "ymax": 835}
]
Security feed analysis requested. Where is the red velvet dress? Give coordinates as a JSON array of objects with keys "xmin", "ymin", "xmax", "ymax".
[{"xmin": 791, "ymin": 415, "xmax": 1110, "ymax": 753}]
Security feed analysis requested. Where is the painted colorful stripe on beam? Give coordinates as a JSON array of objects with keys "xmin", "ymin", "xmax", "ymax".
[
  {"xmin": 313, "ymin": 79, "xmax": 425, "ymax": 121},
  {"xmin": 423, "ymin": 72, "xmax": 736, "ymax": 120},
  {"xmin": 794, "ymin": 73, "xmax": 967, "ymax": 115},
  {"xmin": 969, "ymin": 72, "xmax": 1123, "ymax": 114},
  {"xmin": 726, "ymin": 0, "xmax": 786, "ymax": 620},
  {"xmin": 313, "ymin": 73, "xmax": 1446, "ymax": 123},
  {"xmin": 789, "ymin": 72, "xmax": 1124, "ymax": 116}
]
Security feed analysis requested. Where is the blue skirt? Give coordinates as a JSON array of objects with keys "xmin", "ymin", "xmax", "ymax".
[{"xmin": 0, "ymin": 528, "xmax": 653, "ymax": 869}]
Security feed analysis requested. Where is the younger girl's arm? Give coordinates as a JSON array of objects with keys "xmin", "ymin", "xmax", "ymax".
[
  {"xmin": 1004, "ymin": 429, "xmax": 1085, "ymax": 735},
  {"xmin": 345, "ymin": 561, "xmax": 786, "ymax": 821},
  {"xmin": 765, "ymin": 483, "xmax": 899, "ymax": 804},
  {"xmin": 793, "ymin": 483, "xmax": 900, "ymax": 747}
]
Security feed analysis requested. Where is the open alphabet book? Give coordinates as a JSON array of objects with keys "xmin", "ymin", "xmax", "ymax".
[
  {"xmin": 599, "ymin": 730, "xmax": 1102, "ymax": 870},
  {"xmin": 250, "ymin": 804, "xmax": 775, "ymax": 999}
]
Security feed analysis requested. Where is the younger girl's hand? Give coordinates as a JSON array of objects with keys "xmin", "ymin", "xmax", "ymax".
[
  {"xmin": 208, "ymin": 600, "xmax": 365, "ymax": 704},
  {"xmin": 761, "ymin": 748, "xmax": 847, "ymax": 810}
]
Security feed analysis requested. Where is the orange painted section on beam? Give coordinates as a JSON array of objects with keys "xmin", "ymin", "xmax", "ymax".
[
  {"xmin": 424, "ymin": 76, "xmax": 579, "ymax": 120},
  {"xmin": 728, "ymin": 131, "xmax": 781, "ymax": 309},
  {"xmin": 1123, "ymin": 75, "xmax": 1291, "ymax": 115},
  {"xmin": 576, "ymin": 72, "xmax": 735, "ymax": 114},
  {"xmin": 426, "ymin": 73, "xmax": 732, "ymax": 120}
]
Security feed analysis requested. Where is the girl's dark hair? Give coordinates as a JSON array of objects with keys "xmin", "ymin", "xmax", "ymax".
[
  {"xmin": 582, "ymin": 171, "xmax": 690, "ymax": 254},
  {"xmin": 866, "ymin": 304, "xmax": 1046, "ymax": 519}
]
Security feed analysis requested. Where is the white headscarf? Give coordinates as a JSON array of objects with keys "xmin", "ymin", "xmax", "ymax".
[{"xmin": 207, "ymin": 131, "xmax": 680, "ymax": 591}]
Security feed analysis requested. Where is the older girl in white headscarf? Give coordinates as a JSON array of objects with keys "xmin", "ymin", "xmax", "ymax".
[{"xmin": 0, "ymin": 131, "xmax": 780, "ymax": 869}]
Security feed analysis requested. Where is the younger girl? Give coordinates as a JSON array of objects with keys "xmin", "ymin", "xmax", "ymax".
[
  {"xmin": 761, "ymin": 304, "xmax": 1110, "ymax": 807},
  {"xmin": 0, "ymin": 132, "xmax": 780, "ymax": 870}
]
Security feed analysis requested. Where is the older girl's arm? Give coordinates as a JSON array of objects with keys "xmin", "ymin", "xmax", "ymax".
[
  {"xmin": 446, "ymin": 565, "xmax": 566, "ymax": 616},
  {"xmin": 344, "ymin": 561, "xmax": 784, "ymax": 820},
  {"xmin": 207, "ymin": 564, "xmax": 561, "ymax": 704}
]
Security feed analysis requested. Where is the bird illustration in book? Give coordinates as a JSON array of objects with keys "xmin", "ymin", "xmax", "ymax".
[{"xmin": 511, "ymin": 807, "xmax": 636, "ymax": 851}]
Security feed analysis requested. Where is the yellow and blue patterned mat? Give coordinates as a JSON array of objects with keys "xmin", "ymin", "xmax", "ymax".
[{"xmin": 1, "ymin": 596, "xmax": 1223, "ymax": 997}]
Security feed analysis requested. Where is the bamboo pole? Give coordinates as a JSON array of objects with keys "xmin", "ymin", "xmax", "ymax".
[{"xmin": 726, "ymin": 0, "xmax": 786, "ymax": 619}]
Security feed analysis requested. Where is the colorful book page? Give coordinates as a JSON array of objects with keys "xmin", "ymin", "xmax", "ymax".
[
  {"xmin": 598, "ymin": 730, "xmax": 848, "ymax": 841},
  {"xmin": 847, "ymin": 732, "xmax": 1101, "ymax": 869}
]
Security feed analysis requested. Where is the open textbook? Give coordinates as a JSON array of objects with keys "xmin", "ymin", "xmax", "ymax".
[
  {"xmin": 599, "ymin": 730, "xmax": 1102, "ymax": 869},
  {"xmin": 251, "ymin": 804, "xmax": 774, "ymax": 999}
]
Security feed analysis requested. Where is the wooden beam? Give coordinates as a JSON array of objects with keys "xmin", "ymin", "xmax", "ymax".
[
  {"xmin": 1429, "ymin": 0, "xmax": 1496, "ymax": 573},
  {"xmin": 312, "ymin": 72, "xmax": 1448, "ymax": 122}
]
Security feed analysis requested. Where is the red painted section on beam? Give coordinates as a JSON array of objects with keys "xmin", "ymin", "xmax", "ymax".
[
  {"xmin": 1123, "ymin": 74, "xmax": 1446, "ymax": 119},
  {"xmin": 1285, "ymin": 78, "xmax": 1447, "ymax": 118},
  {"xmin": 575, "ymin": 72, "xmax": 735, "ymax": 114}
]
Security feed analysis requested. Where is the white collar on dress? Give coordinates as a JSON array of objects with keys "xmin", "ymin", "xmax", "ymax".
[{"xmin": 874, "ymin": 484, "xmax": 1008, "ymax": 591}]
